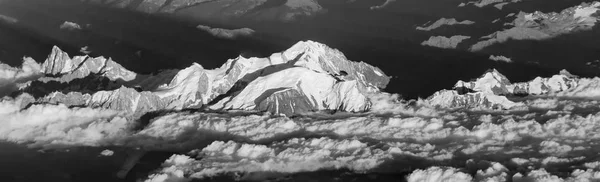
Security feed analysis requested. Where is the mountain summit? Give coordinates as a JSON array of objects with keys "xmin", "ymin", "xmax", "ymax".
[{"xmin": 14, "ymin": 40, "xmax": 390, "ymax": 117}]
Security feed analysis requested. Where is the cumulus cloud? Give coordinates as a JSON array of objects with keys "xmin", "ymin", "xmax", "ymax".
[
  {"xmin": 0, "ymin": 58, "xmax": 42, "ymax": 96},
  {"xmin": 100, "ymin": 149, "xmax": 114, "ymax": 156},
  {"xmin": 406, "ymin": 167, "xmax": 472, "ymax": 182},
  {"xmin": 132, "ymin": 93, "xmax": 600, "ymax": 181},
  {"xmin": 196, "ymin": 25, "xmax": 255, "ymax": 39},
  {"xmin": 0, "ymin": 95, "xmax": 131, "ymax": 148},
  {"xmin": 8, "ymin": 68, "xmax": 600, "ymax": 181},
  {"xmin": 474, "ymin": 162, "xmax": 509, "ymax": 182},
  {"xmin": 417, "ymin": 18, "xmax": 475, "ymax": 31},
  {"xmin": 405, "ymin": 167, "xmax": 600, "ymax": 182},
  {"xmin": 370, "ymin": 0, "xmax": 396, "ymax": 10},
  {"xmin": 489, "ymin": 55, "xmax": 513, "ymax": 63},
  {"xmin": 59, "ymin": 21, "xmax": 82, "ymax": 31},
  {"xmin": 145, "ymin": 138, "xmax": 394, "ymax": 181}
]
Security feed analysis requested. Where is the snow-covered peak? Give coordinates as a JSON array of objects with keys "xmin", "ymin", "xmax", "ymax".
[
  {"xmin": 573, "ymin": 2, "xmax": 600, "ymax": 21},
  {"xmin": 283, "ymin": 40, "xmax": 390, "ymax": 90},
  {"xmin": 433, "ymin": 69, "xmax": 595, "ymax": 109},
  {"xmin": 154, "ymin": 63, "xmax": 208, "ymax": 109},
  {"xmin": 427, "ymin": 89, "xmax": 524, "ymax": 110},
  {"xmin": 26, "ymin": 40, "xmax": 389, "ymax": 116},
  {"xmin": 283, "ymin": 40, "xmax": 333, "ymax": 61},
  {"xmin": 454, "ymin": 69, "xmax": 512, "ymax": 95},
  {"xmin": 40, "ymin": 46, "xmax": 137, "ymax": 82},
  {"xmin": 515, "ymin": 1, "xmax": 600, "ymax": 33}
]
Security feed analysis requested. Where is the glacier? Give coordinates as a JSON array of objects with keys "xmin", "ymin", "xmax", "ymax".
[{"xmin": 4, "ymin": 40, "xmax": 600, "ymax": 181}]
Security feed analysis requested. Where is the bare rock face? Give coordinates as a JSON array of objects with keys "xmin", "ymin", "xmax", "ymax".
[
  {"xmin": 21, "ymin": 40, "xmax": 390, "ymax": 117},
  {"xmin": 256, "ymin": 88, "xmax": 315, "ymax": 116}
]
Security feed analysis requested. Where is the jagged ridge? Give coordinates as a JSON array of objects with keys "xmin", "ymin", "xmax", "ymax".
[{"xmin": 16, "ymin": 40, "xmax": 390, "ymax": 117}]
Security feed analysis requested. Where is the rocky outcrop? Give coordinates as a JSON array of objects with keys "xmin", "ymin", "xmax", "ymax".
[
  {"xmin": 40, "ymin": 46, "xmax": 137, "ymax": 83},
  {"xmin": 20, "ymin": 40, "xmax": 389, "ymax": 117},
  {"xmin": 421, "ymin": 35, "xmax": 470, "ymax": 49},
  {"xmin": 416, "ymin": 18, "xmax": 475, "ymax": 31},
  {"xmin": 470, "ymin": 2, "xmax": 600, "ymax": 51}
]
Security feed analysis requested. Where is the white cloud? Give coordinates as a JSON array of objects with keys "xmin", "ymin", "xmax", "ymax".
[
  {"xmin": 197, "ymin": 25, "xmax": 255, "ymax": 39},
  {"xmin": 489, "ymin": 55, "xmax": 513, "ymax": 63},
  {"xmin": 7, "ymin": 69, "xmax": 600, "ymax": 181},
  {"xmin": 59, "ymin": 21, "xmax": 82, "ymax": 31},
  {"xmin": 475, "ymin": 162, "xmax": 509, "ymax": 182},
  {"xmin": 0, "ymin": 14, "xmax": 18, "ymax": 24},
  {"xmin": 0, "ymin": 58, "xmax": 42, "ymax": 97},
  {"xmin": 406, "ymin": 166, "xmax": 472, "ymax": 182},
  {"xmin": 370, "ymin": 0, "xmax": 397, "ymax": 10},
  {"xmin": 100, "ymin": 149, "xmax": 114, "ymax": 156},
  {"xmin": 539, "ymin": 140, "xmax": 573, "ymax": 155},
  {"xmin": 145, "ymin": 138, "xmax": 394, "ymax": 181},
  {"xmin": 405, "ymin": 167, "xmax": 600, "ymax": 182},
  {"xmin": 0, "ymin": 96, "xmax": 131, "ymax": 148},
  {"xmin": 513, "ymin": 168, "xmax": 564, "ymax": 182}
]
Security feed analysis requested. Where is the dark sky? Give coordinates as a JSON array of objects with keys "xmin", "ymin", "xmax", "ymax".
[{"xmin": 0, "ymin": 0, "xmax": 598, "ymax": 98}]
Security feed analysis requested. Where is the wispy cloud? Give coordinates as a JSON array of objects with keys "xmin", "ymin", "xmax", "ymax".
[
  {"xmin": 0, "ymin": 95, "xmax": 131, "ymax": 148},
  {"xmin": 370, "ymin": 0, "xmax": 397, "ymax": 10},
  {"xmin": 0, "ymin": 57, "xmax": 42, "ymax": 97}
]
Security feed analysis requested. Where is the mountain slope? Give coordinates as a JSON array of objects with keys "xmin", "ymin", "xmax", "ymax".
[{"xmin": 8, "ymin": 40, "xmax": 389, "ymax": 117}]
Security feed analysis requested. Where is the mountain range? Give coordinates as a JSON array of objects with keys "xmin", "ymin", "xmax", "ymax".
[
  {"xmin": 5, "ymin": 40, "xmax": 389, "ymax": 117},
  {"xmin": 2, "ymin": 0, "xmax": 600, "ymax": 181}
]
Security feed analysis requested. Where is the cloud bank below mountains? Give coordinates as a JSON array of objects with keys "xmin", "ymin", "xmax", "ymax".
[
  {"xmin": 4, "ymin": 39, "xmax": 600, "ymax": 182},
  {"xmin": 5, "ymin": 90, "xmax": 600, "ymax": 181},
  {"xmin": 0, "ymin": 58, "xmax": 42, "ymax": 96}
]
